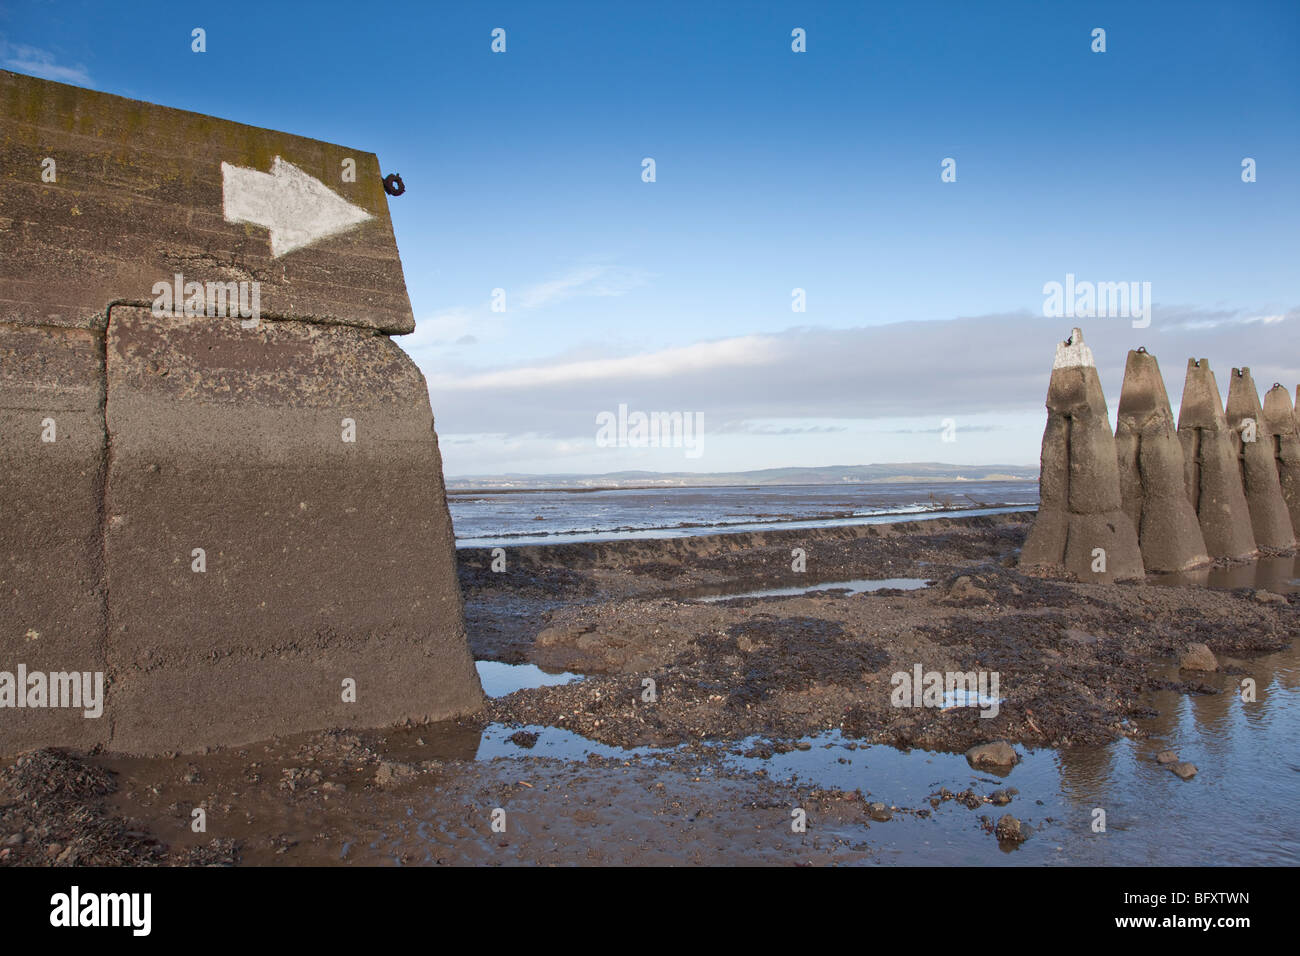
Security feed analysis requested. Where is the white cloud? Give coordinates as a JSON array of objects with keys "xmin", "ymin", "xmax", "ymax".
[
  {"xmin": 422, "ymin": 305, "xmax": 1300, "ymax": 445},
  {"xmin": 428, "ymin": 334, "xmax": 781, "ymax": 390},
  {"xmin": 0, "ymin": 42, "xmax": 93, "ymax": 87}
]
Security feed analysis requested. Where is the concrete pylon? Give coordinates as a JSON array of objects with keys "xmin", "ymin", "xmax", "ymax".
[
  {"xmin": 1021, "ymin": 328, "xmax": 1143, "ymax": 581},
  {"xmin": 1177, "ymin": 359, "xmax": 1257, "ymax": 558},
  {"xmin": 1115, "ymin": 348, "xmax": 1209, "ymax": 571},
  {"xmin": 1226, "ymin": 368, "xmax": 1297, "ymax": 549},
  {"xmin": 1262, "ymin": 384, "xmax": 1300, "ymax": 536}
]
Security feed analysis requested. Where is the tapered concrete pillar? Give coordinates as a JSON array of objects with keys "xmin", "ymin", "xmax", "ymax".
[
  {"xmin": 1262, "ymin": 384, "xmax": 1300, "ymax": 536},
  {"xmin": 1227, "ymin": 368, "xmax": 1296, "ymax": 549},
  {"xmin": 1177, "ymin": 360, "xmax": 1257, "ymax": 558},
  {"xmin": 1021, "ymin": 329, "xmax": 1143, "ymax": 581},
  {"xmin": 1115, "ymin": 348, "xmax": 1209, "ymax": 571}
]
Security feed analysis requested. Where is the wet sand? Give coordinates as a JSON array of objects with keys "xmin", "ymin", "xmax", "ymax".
[{"xmin": 3, "ymin": 513, "xmax": 1296, "ymax": 866}]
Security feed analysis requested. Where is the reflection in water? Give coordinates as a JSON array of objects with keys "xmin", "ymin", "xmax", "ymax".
[
  {"xmin": 1150, "ymin": 553, "xmax": 1300, "ymax": 593},
  {"xmin": 470, "ymin": 637, "xmax": 1298, "ymax": 865},
  {"xmin": 686, "ymin": 577, "xmax": 931, "ymax": 603},
  {"xmin": 474, "ymin": 660, "xmax": 582, "ymax": 698}
]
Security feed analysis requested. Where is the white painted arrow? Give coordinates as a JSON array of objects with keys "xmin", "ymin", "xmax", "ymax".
[{"xmin": 222, "ymin": 155, "xmax": 373, "ymax": 258}]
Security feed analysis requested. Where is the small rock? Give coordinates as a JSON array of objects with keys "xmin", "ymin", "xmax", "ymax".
[
  {"xmin": 966, "ymin": 740, "xmax": 1018, "ymax": 770},
  {"xmin": 949, "ymin": 576, "xmax": 993, "ymax": 603},
  {"xmin": 1170, "ymin": 762, "xmax": 1198, "ymax": 780},
  {"xmin": 989, "ymin": 789, "xmax": 1013, "ymax": 806},
  {"xmin": 1179, "ymin": 643, "xmax": 1218, "ymax": 672},
  {"xmin": 995, "ymin": 814, "xmax": 1026, "ymax": 843},
  {"xmin": 508, "ymin": 731, "xmax": 539, "ymax": 749},
  {"xmin": 867, "ymin": 802, "xmax": 892, "ymax": 822},
  {"xmin": 1155, "ymin": 749, "xmax": 1180, "ymax": 765},
  {"xmin": 1254, "ymin": 589, "xmax": 1287, "ymax": 605},
  {"xmin": 374, "ymin": 761, "xmax": 416, "ymax": 787},
  {"xmin": 795, "ymin": 741, "xmax": 811, "ymax": 751}
]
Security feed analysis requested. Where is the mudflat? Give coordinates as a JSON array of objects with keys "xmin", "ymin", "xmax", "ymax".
[{"xmin": 2, "ymin": 513, "xmax": 1294, "ymax": 866}]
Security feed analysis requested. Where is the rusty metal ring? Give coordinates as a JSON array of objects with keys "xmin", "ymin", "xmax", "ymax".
[{"xmin": 383, "ymin": 173, "xmax": 405, "ymax": 196}]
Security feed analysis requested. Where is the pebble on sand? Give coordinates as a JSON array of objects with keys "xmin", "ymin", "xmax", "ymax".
[
  {"xmin": 1179, "ymin": 642, "xmax": 1219, "ymax": 672},
  {"xmin": 867, "ymin": 802, "xmax": 893, "ymax": 822},
  {"xmin": 995, "ymin": 814, "xmax": 1027, "ymax": 843},
  {"xmin": 966, "ymin": 740, "xmax": 1019, "ymax": 770}
]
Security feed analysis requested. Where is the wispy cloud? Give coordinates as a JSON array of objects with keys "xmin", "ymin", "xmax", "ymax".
[
  {"xmin": 411, "ymin": 261, "xmax": 651, "ymax": 351},
  {"xmin": 516, "ymin": 263, "xmax": 648, "ymax": 310},
  {"xmin": 0, "ymin": 41, "xmax": 93, "ymax": 87},
  {"xmin": 428, "ymin": 335, "xmax": 780, "ymax": 390}
]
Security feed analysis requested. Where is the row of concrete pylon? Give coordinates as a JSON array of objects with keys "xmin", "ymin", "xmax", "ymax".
[{"xmin": 1020, "ymin": 328, "xmax": 1300, "ymax": 582}]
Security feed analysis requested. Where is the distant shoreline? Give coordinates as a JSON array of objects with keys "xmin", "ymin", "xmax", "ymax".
[{"xmin": 447, "ymin": 476, "xmax": 1038, "ymax": 495}]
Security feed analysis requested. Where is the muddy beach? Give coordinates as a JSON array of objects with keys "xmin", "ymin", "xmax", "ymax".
[{"xmin": 3, "ymin": 513, "xmax": 1297, "ymax": 866}]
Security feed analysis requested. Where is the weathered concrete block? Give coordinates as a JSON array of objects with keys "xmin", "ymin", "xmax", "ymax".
[
  {"xmin": 1, "ymin": 71, "xmax": 481, "ymax": 756},
  {"xmin": 1262, "ymin": 384, "xmax": 1300, "ymax": 537},
  {"xmin": 1177, "ymin": 359, "xmax": 1257, "ymax": 559},
  {"xmin": 101, "ymin": 308, "xmax": 482, "ymax": 753},
  {"xmin": 0, "ymin": 68, "xmax": 412, "ymax": 333},
  {"xmin": 1226, "ymin": 367, "xmax": 1295, "ymax": 550},
  {"xmin": 1115, "ymin": 348, "xmax": 1209, "ymax": 571},
  {"xmin": 0, "ymin": 324, "xmax": 110, "ymax": 752},
  {"xmin": 1021, "ymin": 329, "xmax": 1142, "ymax": 581}
]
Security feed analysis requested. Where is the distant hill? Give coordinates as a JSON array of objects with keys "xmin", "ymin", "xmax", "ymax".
[{"xmin": 446, "ymin": 463, "xmax": 1038, "ymax": 491}]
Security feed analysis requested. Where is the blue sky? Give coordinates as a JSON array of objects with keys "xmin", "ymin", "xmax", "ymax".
[{"xmin": 4, "ymin": 0, "xmax": 1298, "ymax": 475}]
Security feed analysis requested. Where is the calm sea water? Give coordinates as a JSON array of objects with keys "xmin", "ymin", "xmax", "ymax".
[{"xmin": 449, "ymin": 479, "xmax": 1038, "ymax": 546}]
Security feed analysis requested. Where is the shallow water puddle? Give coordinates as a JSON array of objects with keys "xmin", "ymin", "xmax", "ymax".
[
  {"xmin": 474, "ymin": 661, "xmax": 582, "ymax": 698},
  {"xmin": 470, "ymin": 635, "xmax": 1299, "ymax": 865},
  {"xmin": 475, "ymin": 723, "xmax": 674, "ymax": 762},
  {"xmin": 688, "ymin": 577, "xmax": 931, "ymax": 603}
]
